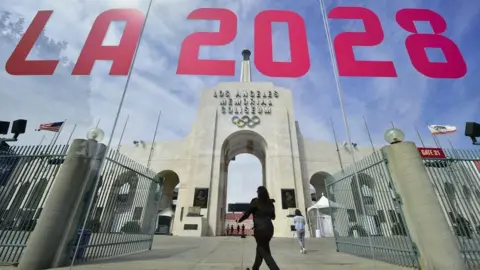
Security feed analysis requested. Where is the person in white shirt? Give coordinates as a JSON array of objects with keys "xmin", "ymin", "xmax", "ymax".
[{"xmin": 293, "ymin": 209, "xmax": 307, "ymax": 254}]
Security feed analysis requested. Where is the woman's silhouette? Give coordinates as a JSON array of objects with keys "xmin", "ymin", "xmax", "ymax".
[{"xmin": 238, "ymin": 186, "xmax": 280, "ymax": 270}]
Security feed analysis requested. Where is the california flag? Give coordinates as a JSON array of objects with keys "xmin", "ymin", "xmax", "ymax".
[{"xmin": 428, "ymin": 125, "xmax": 457, "ymax": 135}]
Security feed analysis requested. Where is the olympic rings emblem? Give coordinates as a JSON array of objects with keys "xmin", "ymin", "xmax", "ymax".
[{"xmin": 232, "ymin": 115, "xmax": 260, "ymax": 128}]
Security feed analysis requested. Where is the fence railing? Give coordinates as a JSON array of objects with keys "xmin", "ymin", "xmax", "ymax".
[
  {"xmin": 423, "ymin": 148, "xmax": 480, "ymax": 270},
  {"xmin": 0, "ymin": 144, "xmax": 68, "ymax": 264},
  {"xmin": 73, "ymin": 149, "xmax": 159, "ymax": 264},
  {"xmin": 0, "ymin": 144, "xmax": 160, "ymax": 266},
  {"xmin": 327, "ymin": 150, "xmax": 418, "ymax": 268}
]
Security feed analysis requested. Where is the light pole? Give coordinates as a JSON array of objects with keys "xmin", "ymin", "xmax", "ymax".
[
  {"xmin": 0, "ymin": 119, "xmax": 27, "ymax": 144},
  {"xmin": 465, "ymin": 122, "xmax": 480, "ymax": 146}
]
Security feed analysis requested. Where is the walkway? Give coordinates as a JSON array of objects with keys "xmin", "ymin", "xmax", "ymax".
[{"xmin": 3, "ymin": 236, "xmax": 412, "ymax": 270}]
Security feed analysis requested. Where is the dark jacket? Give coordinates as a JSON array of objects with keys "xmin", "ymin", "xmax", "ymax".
[{"xmin": 238, "ymin": 198, "xmax": 276, "ymax": 231}]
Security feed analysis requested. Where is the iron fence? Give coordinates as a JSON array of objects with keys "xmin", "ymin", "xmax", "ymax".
[
  {"xmin": 423, "ymin": 148, "xmax": 480, "ymax": 270},
  {"xmin": 72, "ymin": 148, "xmax": 159, "ymax": 264},
  {"xmin": 0, "ymin": 144, "xmax": 68, "ymax": 265},
  {"xmin": 0, "ymin": 143, "xmax": 160, "ymax": 266},
  {"xmin": 326, "ymin": 150, "xmax": 419, "ymax": 268}
]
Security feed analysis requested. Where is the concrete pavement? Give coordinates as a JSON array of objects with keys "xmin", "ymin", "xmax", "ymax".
[{"xmin": 30, "ymin": 236, "xmax": 411, "ymax": 270}]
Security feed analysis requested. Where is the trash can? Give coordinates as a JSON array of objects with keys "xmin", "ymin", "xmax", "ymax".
[{"xmin": 72, "ymin": 229, "xmax": 92, "ymax": 260}]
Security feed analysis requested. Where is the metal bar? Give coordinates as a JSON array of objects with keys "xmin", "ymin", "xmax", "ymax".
[
  {"xmin": 328, "ymin": 149, "xmax": 419, "ymax": 268},
  {"xmin": 421, "ymin": 148, "xmax": 480, "ymax": 269}
]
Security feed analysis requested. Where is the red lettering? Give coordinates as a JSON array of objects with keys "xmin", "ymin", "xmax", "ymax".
[
  {"xmin": 328, "ymin": 7, "xmax": 397, "ymax": 77},
  {"xmin": 395, "ymin": 9, "xmax": 467, "ymax": 79},
  {"xmin": 5, "ymin": 7, "xmax": 466, "ymax": 79},
  {"xmin": 6, "ymin": 11, "xmax": 59, "ymax": 75},
  {"xmin": 176, "ymin": 8, "xmax": 237, "ymax": 76},
  {"xmin": 72, "ymin": 9, "xmax": 144, "ymax": 75},
  {"xmin": 254, "ymin": 10, "xmax": 310, "ymax": 78}
]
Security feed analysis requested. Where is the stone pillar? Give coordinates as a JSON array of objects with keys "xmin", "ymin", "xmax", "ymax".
[
  {"xmin": 18, "ymin": 139, "xmax": 105, "ymax": 270},
  {"xmin": 383, "ymin": 142, "xmax": 467, "ymax": 270}
]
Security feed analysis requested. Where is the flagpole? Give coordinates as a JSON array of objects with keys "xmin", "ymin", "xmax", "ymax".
[
  {"xmin": 117, "ymin": 115, "xmax": 130, "ymax": 151},
  {"xmin": 330, "ymin": 116, "xmax": 344, "ymax": 171},
  {"xmin": 38, "ymin": 134, "xmax": 46, "ymax": 146},
  {"xmin": 95, "ymin": 119, "xmax": 101, "ymax": 128},
  {"xmin": 415, "ymin": 127, "xmax": 426, "ymax": 147},
  {"xmin": 147, "ymin": 110, "xmax": 162, "ymax": 169},
  {"xmin": 50, "ymin": 119, "xmax": 67, "ymax": 147},
  {"xmin": 34, "ymin": 134, "xmax": 46, "ymax": 155},
  {"xmin": 65, "ymin": 124, "xmax": 77, "ymax": 146},
  {"xmin": 427, "ymin": 125, "xmax": 443, "ymax": 149},
  {"xmin": 390, "ymin": 121, "xmax": 395, "ymax": 128},
  {"xmin": 363, "ymin": 116, "xmax": 375, "ymax": 152}
]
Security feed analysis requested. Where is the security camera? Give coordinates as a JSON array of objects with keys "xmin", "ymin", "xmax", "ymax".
[
  {"xmin": 342, "ymin": 142, "xmax": 348, "ymax": 147},
  {"xmin": 352, "ymin": 143, "xmax": 358, "ymax": 148},
  {"xmin": 140, "ymin": 140, "xmax": 145, "ymax": 145},
  {"xmin": 133, "ymin": 140, "xmax": 139, "ymax": 146}
]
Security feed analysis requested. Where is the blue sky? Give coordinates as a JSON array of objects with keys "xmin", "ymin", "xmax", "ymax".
[{"xmin": 1, "ymin": 0, "xmax": 479, "ymax": 204}]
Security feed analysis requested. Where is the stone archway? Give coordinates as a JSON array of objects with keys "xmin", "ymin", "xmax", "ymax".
[
  {"xmin": 309, "ymin": 172, "xmax": 335, "ymax": 202},
  {"xmin": 308, "ymin": 172, "xmax": 336, "ymax": 237},
  {"xmin": 155, "ymin": 170, "xmax": 180, "ymax": 234},
  {"xmin": 216, "ymin": 130, "xmax": 268, "ymax": 236}
]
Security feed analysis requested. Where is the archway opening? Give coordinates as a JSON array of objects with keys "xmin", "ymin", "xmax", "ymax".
[
  {"xmin": 218, "ymin": 130, "xmax": 267, "ymax": 236},
  {"xmin": 155, "ymin": 170, "xmax": 180, "ymax": 235},
  {"xmin": 309, "ymin": 172, "xmax": 335, "ymax": 202},
  {"xmin": 308, "ymin": 172, "xmax": 335, "ymax": 237}
]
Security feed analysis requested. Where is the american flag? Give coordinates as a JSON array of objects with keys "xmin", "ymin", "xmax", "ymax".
[{"xmin": 35, "ymin": 122, "xmax": 64, "ymax": 132}]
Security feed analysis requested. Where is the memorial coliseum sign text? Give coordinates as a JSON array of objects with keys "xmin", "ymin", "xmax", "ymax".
[{"xmin": 213, "ymin": 90, "xmax": 278, "ymax": 115}]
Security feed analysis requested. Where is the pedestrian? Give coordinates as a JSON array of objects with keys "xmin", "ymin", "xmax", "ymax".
[
  {"xmin": 231, "ymin": 224, "xmax": 234, "ymax": 236},
  {"xmin": 237, "ymin": 186, "xmax": 280, "ymax": 270},
  {"xmin": 241, "ymin": 224, "xmax": 245, "ymax": 235},
  {"xmin": 237, "ymin": 224, "xmax": 240, "ymax": 235},
  {"xmin": 293, "ymin": 209, "xmax": 307, "ymax": 254}
]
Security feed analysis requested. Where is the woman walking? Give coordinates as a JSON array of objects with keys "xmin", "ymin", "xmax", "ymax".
[
  {"xmin": 238, "ymin": 186, "xmax": 280, "ymax": 270},
  {"xmin": 293, "ymin": 209, "xmax": 307, "ymax": 254}
]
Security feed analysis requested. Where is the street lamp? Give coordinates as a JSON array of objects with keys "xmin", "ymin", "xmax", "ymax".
[
  {"xmin": 384, "ymin": 128, "xmax": 405, "ymax": 145},
  {"xmin": 465, "ymin": 122, "xmax": 480, "ymax": 146},
  {"xmin": 0, "ymin": 119, "xmax": 27, "ymax": 143},
  {"xmin": 86, "ymin": 127, "xmax": 105, "ymax": 142}
]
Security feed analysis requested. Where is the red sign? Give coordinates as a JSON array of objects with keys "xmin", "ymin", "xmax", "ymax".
[
  {"xmin": 5, "ymin": 7, "xmax": 467, "ymax": 78},
  {"xmin": 418, "ymin": 147, "xmax": 446, "ymax": 159},
  {"xmin": 474, "ymin": 161, "xmax": 480, "ymax": 172}
]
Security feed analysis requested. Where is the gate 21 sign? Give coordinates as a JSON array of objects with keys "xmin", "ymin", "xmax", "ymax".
[{"xmin": 5, "ymin": 7, "xmax": 467, "ymax": 79}]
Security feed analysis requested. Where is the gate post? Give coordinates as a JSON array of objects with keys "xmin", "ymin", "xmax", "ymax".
[
  {"xmin": 18, "ymin": 139, "xmax": 105, "ymax": 270},
  {"xmin": 382, "ymin": 142, "xmax": 467, "ymax": 270}
]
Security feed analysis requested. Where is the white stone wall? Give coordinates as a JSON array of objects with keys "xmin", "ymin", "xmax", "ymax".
[{"xmin": 117, "ymin": 81, "xmax": 379, "ymax": 238}]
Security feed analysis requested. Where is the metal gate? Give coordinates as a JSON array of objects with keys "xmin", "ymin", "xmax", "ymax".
[
  {"xmin": 326, "ymin": 150, "xmax": 419, "ymax": 268},
  {"xmin": 423, "ymin": 148, "xmax": 480, "ymax": 270},
  {"xmin": 0, "ymin": 144, "xmax": 160, "ymax": 265},
  {"xmin": 0, "ymin": 144, "xmax": 66, "ymax": 264}
]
